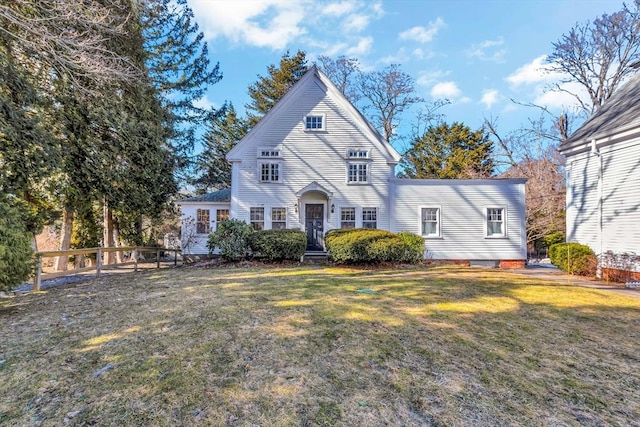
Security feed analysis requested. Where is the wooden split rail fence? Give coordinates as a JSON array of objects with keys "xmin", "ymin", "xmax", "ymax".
[{"xmin": 34, "ymin": 246, "xmax": 182, "ymax": 292}]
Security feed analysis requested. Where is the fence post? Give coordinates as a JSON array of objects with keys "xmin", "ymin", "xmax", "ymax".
[
  {"xmin": 133, "ymin": 248, "xmax": 138, "ymax": 272},
  {"xmin": 34, "ymin": 255, "xmax": 42, "ymax": 292},
  {"xmin": 96, "ymin": 248, "xmax": 103, "ymax": 277},
  {"xmin": 174, "ymin": 250, "xmax": 177, "ymax": 267},
  {"xmin": 156, "ymin": 249, "xmax": 160, "ymax": 269}
]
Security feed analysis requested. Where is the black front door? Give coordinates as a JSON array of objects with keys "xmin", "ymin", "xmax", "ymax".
[{"xmin": 305, "ymin": 204, "xmax": 324, "ymax": 251}]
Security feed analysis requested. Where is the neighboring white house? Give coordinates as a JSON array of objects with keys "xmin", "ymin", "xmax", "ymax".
[
  {"xmin": 179, "ymin": 66, "xmax": 527, "ymax": 267},
  {"xmin": 558, "ymin": 71, "xmax": 640, "ymax": 279}
]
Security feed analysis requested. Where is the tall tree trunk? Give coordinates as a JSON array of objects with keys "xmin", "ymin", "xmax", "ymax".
[
  {"xmin": 113, "ymin": 216, "xmax": 123, "ymax": 263},
  {"xmin": 54, "ymin": 208, "xmax": 74, "ymax": 271},
  {"xmin": 103, "ymin": 200, "xmax": 114, "ymax": 264}
]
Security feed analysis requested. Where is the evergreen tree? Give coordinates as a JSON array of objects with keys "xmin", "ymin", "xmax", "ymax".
[
  {"xmin": 192, "ymin": 104, "xmax": 249, "ymax": 191},
  {"xmin": 141, "ymin": 0, "xmax": 223, "ymax": 179},
  {"xmin": 246, "ymin": 50, "xmax": 308, "ymax": 127},
  {"xmin": 401, "ymin": 122, "xmax": 494, "ymax": 179}
]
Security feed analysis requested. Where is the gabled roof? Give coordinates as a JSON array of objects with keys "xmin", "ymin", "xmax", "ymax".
[
  {"xmin": 178, "ymin": 188, "xmax": 231, "ymax": 203},
  {"xmin": 226, "ymin": 65, "xmax": 402, "ymax": 163},
  {"xmin": 560, "ymin": 71, "xmax": 640, "ymax": 153}
]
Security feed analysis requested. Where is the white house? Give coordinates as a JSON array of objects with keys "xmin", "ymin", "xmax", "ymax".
[
  {"xmin": 179, "ymin": 66, "xmax": 527, "ymax": 267},
  {"xmin": 558, "ymin": 71, "xmax": 640, "ymax": 279}
]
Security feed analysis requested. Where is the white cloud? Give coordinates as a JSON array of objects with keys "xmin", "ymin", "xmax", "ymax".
[
  {"xmin": 188, "ymin": 0, "xmax": 307, "ymax": 50},
  {"xmin": 506, "ymin": 55, "xmax": 560, "ymax": 86},
  {"xmin": 466, "ymin": 37, "xmax": 506, "ymax": 63},
  {"xmin": 345, "ymin": 37, "xmax": 373, "ymax": 56},
  {"xmin": 380, "ymin": 47, "xmax": 409, "ymax": 64},
  {"xmin": 480, "ymin": 89, "xmax": 500, "ymax": 109},
  {"xmin": 399, "ymin": 17, "xmax": 445, "ymax": 43},
  {"xmin": 431, "ymin": 81, "xmax": 461, "ymax": 99},
  {"xmin": 193, "ymin": 96, "xmax": 217, "ymax": 111},
  {"xmin": 343, "ymin": 13, "xmax": 370, "ymax": 32},
  {"xmin": 322, "ymin": 1, "xmax": 356, "ymax": 16},
  {"xmin": 417, "ymin": 70, "xmax": 449, "ymax": 87}
]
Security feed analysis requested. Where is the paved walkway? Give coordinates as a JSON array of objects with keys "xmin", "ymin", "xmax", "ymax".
[{"xmin": 513, "ymin": 263, "xmax": 640, "ymax": 299}]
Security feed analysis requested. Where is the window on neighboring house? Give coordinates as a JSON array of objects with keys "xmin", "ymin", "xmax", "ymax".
[
  {"xmin": 250, "ymin": 207, "xmax": 264, "ymax": 230},
  {"xmin": 271, "ymin": 207, "xmax": 286, "ymax": 229},
  {"xmin": 215, "ymin": 209, "xmax": 229, "ymax": 230},
  {"xmin": 304, "ymin": 115, "xmax": 325, "ymax": 130},
  {"xmin": 421, "ymin": 207, "xmax": 440, "ymax": 237},
  {"xmin": 340, "ymin": 207, "xmax": 356, "ymax": 229},
  {"xmin": 486, "ymin": 207, "xmax": 506, "ymax": 237},
  {"xmin": 260, "ymin": 162, "xmax": 280, "ymax": 182},
  {"xmin": 347, "ymin": 163, "xmax": 368, "ymax": 183},
  {"xmin": 196, "ymin": 209, "xmax": 210, "ymax": 234},
  {"xmin": 362, "ymin": 207, "xmax": 377, "ymax": 229}
]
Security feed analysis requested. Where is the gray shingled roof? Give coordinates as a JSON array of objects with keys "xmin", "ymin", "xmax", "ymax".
[
  {"xmin": 561, "ymin": 71, "xmax": 640, "ymax": 149},
  {"xmin": 179, "ymin": 188, "xmax": 231, "ymax": 203}
]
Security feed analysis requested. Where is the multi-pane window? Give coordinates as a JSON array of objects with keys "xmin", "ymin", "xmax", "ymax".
[
  {"xmin": 250, "ymin": 207, "xmax": 265, "ymax": 230},
  {"xmin": 196, "ymin": 209, "xmax": 210, "ymax": 234},
  {"xmin": 486, "ymin": 207, "xmax": 505, "ymax": 237},
  {"xmin": 421, "ymin": 207, "xmax": 440, "ymax": 237},
  {"xmin": 260, "ymin": 162, "xmax": 280, "ymax": 182},
  {"xmin": 362, "ymin": 208, "xmax": 377, "ymax": 229},
  {"xmin": 305, "ymin": 115, "xmax": 324, "ymax": 130},
  {"xmin": 347, "ymin": 149, "xmax": 369, "ymax": 158},
  {"xmin": 259, "ymin": 149, "xmax": 281, "ymax": 157},
  {"xmin": 271, "ymin": 207, "xmax": 286, "ymax": 229},
  {"xmin": 340, "ymin": 207, "xmax": 356, "ymax": 229},
  {"xmin": 215, "ymin": 209, "xmax": 229, "ymax": 231},
  {"xmin": 347, "ymin": 163, "xmax": 368, "ymax": 183}
]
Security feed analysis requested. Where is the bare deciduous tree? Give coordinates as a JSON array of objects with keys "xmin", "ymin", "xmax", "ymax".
[
  {"xmin": 316, "ymin": 55, "xmax": 361, "ymax": 105},
  {"xmin": 547, "ymin": 0, "xmax": 640, "ymax": 114},
  {"xmin": 358, "ymin": 64, "xmax": 424, "ymax": 142},
  {"xmin": 0, "ymin": 0, "xmax": 139, "ymax": 89}
]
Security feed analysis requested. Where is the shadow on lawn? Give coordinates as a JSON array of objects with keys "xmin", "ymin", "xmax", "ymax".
[{"xmin": 2, "ymin": 265, "xmax": 640, "ymax": 426}]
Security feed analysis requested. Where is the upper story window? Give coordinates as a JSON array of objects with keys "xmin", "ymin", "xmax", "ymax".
[
  {"xmin": 304, "ymin": 114, "xmax": 325, "ymax": 131},
  {"xmin": 421, "ymin": 207, "xmax": 440, "ymax": 237},
  {"xmin": 362, "ymin": 207, "xmax": 377, "ymax": 229},
  {"xmin": 260, "ymin": 162, "xmax": 280, "ymax": 182},
  {"xmin": 258, "ymin": 148, "xmax": 281, "ymax": 158},
  {"xmin": 347, "ymin": 163, "xmax": 368, "ymax": 183},
  {"xmin": 347, "ymin": 149, "xmax": 369, "ymax": 159},
  {"xmin": 486, "ymin": 207, "xmax": 506, "ymax": 238},
  {"xmin": 196, "ymin": 209, "xmax": 210, "ymax": 234},
  {"xmin": 340, "ymin": 207, "xmax": 356, "ymax": 229}
]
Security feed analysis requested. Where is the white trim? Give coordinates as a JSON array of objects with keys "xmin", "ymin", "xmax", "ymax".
[
  {"xmin": 258, "ymin": 161, "xmax": 282, "ymax": 183},
  {"xmin": 303, "ymin": 113, "xmax": 326, "ymax": 131},
  {"xmin": 346, "ymin": 161, "xmax": 370, "ymax": 184},
  {"xmin": 485, "ymin": 206, "xmax": 507, "ymax": 238},
  {"xmin": 419, "ymin": 205, "xmax": 442, "ymax": 238}
]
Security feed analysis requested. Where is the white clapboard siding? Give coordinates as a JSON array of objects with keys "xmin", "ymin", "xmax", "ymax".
[
  {"xmin": 180, "ymin": 203, "xmax": 230, "ymax": 255},
  {"xmin": 600, "ymin": 139, "xmax": 640, "ymax": 254},
  {"xmin": 229, "ymin": 68, "xmax": 396, "ymax": 232},
  {"xmin": 566, "ymin": 152, "xmax": 601, "ymax": 252},
  {"xmin": 391, "ymin": 179, "xmax": 527, "ymax": 260}
]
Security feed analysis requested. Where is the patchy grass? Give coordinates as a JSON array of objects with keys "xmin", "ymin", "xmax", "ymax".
[{"xmin": 1, "ymin": 264, "xmax": 639, "ymax": 426}]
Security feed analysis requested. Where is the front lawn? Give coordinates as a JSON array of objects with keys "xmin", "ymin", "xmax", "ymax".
[{"xmin": 1, "ymin": 265, "xmax": 639, "ymax": 426}]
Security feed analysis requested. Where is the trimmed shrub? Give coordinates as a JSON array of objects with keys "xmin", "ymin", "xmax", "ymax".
[
  {"xmin": 549, "ymin": 242, "xmax": 597, "ymax": 277},
  {"xmin": 397, "ymin": 231, "xmax": 425, "ymax": 263},
  {"xmin": 325, "ymin": 228, "xmax": 424, "ymax": 264},
  {"xmin": 207, "ymin": 219, "xmax": 253, "ymax": 261},
  {"xmin": 249, "ymin": 229, "xmax": 306, "ymax": 261}
]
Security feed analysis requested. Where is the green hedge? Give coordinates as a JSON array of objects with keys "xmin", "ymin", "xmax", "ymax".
[
  {"xmin": 325, "ymin": 228, "xmax": 424, "ymax": 264},
  {"xmin": 207, "ymin": 219, "xmax": 253, "ymax": 261},
  {"xmin": 549, "ymin": 242, "xmax": 597, "ymax": 276},
  {"xmin": 249, "ymin": 229, "xmax": 306, "ymax": 261},
  {"xmin": 0, "ymin": 201, "xmax": 34, "ymax": 291}
]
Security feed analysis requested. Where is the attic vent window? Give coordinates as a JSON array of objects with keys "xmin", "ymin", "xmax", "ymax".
[
  {"xmin": 304, "ymin": 114, "xmax": 325, "ymax": 131},
  {"xmin": 258, "ymin": 149, "xmax": 281, "ymax": 158},
  {"xmin": 347, "ymin": 149, "xmax": 369, "ymax": 158}
]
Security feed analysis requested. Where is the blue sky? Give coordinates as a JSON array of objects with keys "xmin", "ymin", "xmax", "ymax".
[{"xmin": 187, "ymin": 0, "xmax": 626, "ymax": 151}]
